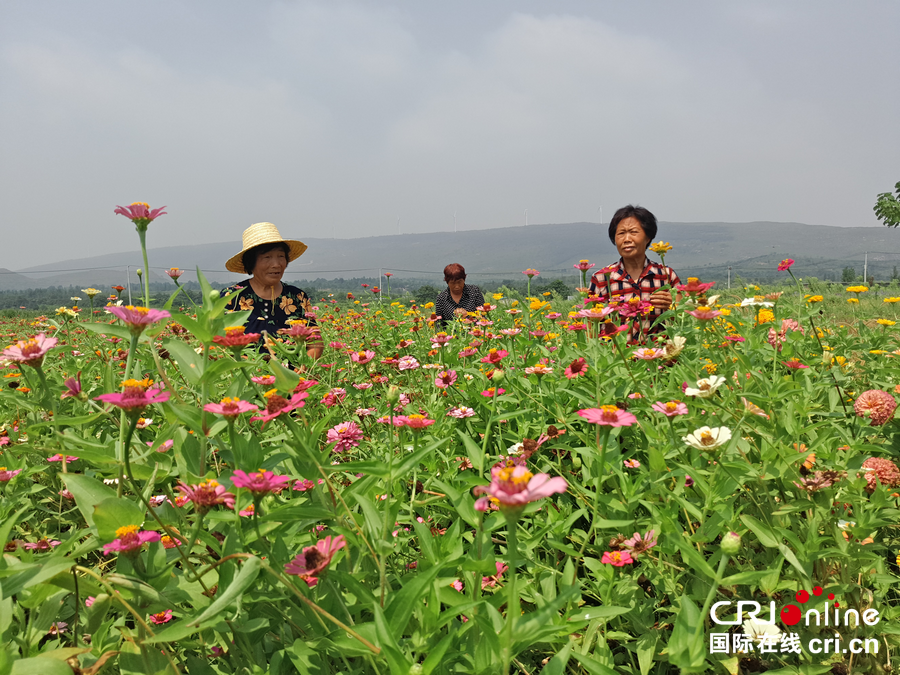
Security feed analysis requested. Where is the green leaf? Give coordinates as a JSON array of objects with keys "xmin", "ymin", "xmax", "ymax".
[
  {"xmin": 189, "ymin": 556, "xmax": 261, "ymax": 625},
  {"xmin": 62, "ymin": 474, "xmax": 117, "ymax": 531},
  {"xmin": 269, "ymin": 358, "xmax": 300, "ymax": 392},
  {"xmin": 92, "ymin": 498, "xmax": 146, "ymax": 542},
  {"xmin": 161, "ymin": 338, "xmax": 204, "ymax": 385},
  {"xmin": 78, "ymin": 321, "xmax": 133, "ymax": 341},
  {"xmin": 385, "ymin": 563, "xmax": 446, "ymax": 637},
  {"xmin": 569, "ymin": 652, "xmax": 618, "ymax": 675},
  {"xmin": 168, "ymin": 311, "xmax": 213, "ymax": 344},
  {"xmin": 740, "ymin": 514, "xmax": 780, "ymax": 548},
  {"xmin": 371, "ymin": 602, "xmax": 412, "ymax": 673},
  {"xmin": 667, "ymin": 595, "xmax": 706, "ymax": 672},
  {"xmin": 540, "ymin": 639, "xmax": 573, "ymax": 674},
  {"xmin": 10, "ymin": 657, "xmax": 76, "ymax": 675},
  {"xmin": 568, "ymin": 605, "xmax": 630, "ymax": 622},
  {"xmin": 0, "ymin": 506, "xmax": 29, "ymax": 549},
  {"xmin": 456, "ymin": 429, "xmax": 485, "ymax": 475}
]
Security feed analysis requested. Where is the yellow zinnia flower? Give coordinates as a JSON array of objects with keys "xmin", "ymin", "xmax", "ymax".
[
  {"xmin": 756, "ymin": 308, "xmax": 775, "ymax": 325},
  {"xmin": 877, "ymin": 319, "xmax": 896, "ymax": 326},
  {"xmin": 805, "ymin": 295, "xmax": 823, "ymax": 303},
  {"xmin": 846, "ymin": 286, "xmax": 868, "ymax": 293}
]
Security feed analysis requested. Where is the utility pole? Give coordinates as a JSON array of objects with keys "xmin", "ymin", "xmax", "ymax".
[
  {"xmin": 126, "ymin": 266, "xmax": 132, "ymax": 304},
  {"xmin": 397, "ymin": 217, "xmax": 400, "ymax": 235},
  {"xmin": 864, "ymin": 251, "xmax": 868, "ymax": 284},
  {"xmin": 728, "ymin": 266, "xmax": 731, "ymax": 290},
  {"xmin": 524, "ymin": 209, "xmax": 528, "ymax": 227},
  {"xmin": 454, "ymin": 211, "xmax": 457, "ymax": 234}
]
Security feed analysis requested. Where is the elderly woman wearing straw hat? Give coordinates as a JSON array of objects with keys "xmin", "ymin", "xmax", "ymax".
[{"xmin": 222, "ymin": 222, "xmax": 323, "ymax": 359}]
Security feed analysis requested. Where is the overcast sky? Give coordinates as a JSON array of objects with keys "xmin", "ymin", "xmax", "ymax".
[{"xmin": 1, "ymin": 1, "xmax": 898, "ymax": 269}]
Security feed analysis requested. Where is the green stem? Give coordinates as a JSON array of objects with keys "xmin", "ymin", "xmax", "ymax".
[
  {"xmin": 501, "ymin": 521, "xmax": 520, "ymax": 675},
  {"xmin": 199, "ymin": 343, "xmax": 211, "ymax": 475},
  {"xmin": 137, "ymin": 227, "xmax": 151, "ymax": 307}
]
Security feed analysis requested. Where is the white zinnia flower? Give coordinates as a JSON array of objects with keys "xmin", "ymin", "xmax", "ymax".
[
  {"xmin": 740, "ymin": 298, "xmax": 774, "ymax": 307},
  {"xmin": 664, "ymin": 336, "xmax": 686, "ymax": 358},
  {"xmin": 684, "ymin": 375, "xmax": 726, "ymax": 397},
  {"xmin": 683, "ymin": 426, "xmax": 732, "ymax": 450}
]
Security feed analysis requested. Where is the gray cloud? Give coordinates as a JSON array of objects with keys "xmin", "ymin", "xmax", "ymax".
[{"xmin": 1, "ymin": 0, "xmax": 897, "ymax": 270}]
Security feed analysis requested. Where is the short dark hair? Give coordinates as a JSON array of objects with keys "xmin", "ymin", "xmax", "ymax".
[
  {"xmin": 444, "ymin": 263, "xmax": 466, "ymax": 283},
  {"xmin": 608, "ymin": 205, "xmax": 658, "ymax": 244},
  {"xmin": 243, "ymin": 242, "xmax": 290, "ymax": 275}
]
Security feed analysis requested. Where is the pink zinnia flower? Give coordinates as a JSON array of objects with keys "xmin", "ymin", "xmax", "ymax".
[
  {"xmin": 213, "ymin": 326, "xmax": 262, "ymax": 348},
  {"xmin": 85, "ymin": 597, "xmax": 96, "ymax": 607},
  {"xmin": 204, "ymin": 397, "xmax": 259, "ymax": 418},
  {"xmin": 577, "ymin": 405, "xmax": 637, "ymax": 427},
  {"xmin": 149, "ymin": 610, "xmax": 173, "ymax": 625},
  {"xmin": 633, "ymin": 347, "xmax": 666, "ymax": 360},
  {"xmin": 577, "ymin": 306, "xmax": 616, "ymax": 322},
  {"xmin": 294, "ymin": 479, "xmax": 316, "ymax": 491},
  {"xmin": 617, "ymin": 298, "xmax": 654, "ymax": 319},
  {"xmin": 451, "ymin": 579, "xmax": 464, "ymax": 592},
  {"xmin": 621, "ymin": 530, "xmax": 657, "ymax": 557},
  {"xmin": 231, "ymin": 469, "xmax": 292, "ymax": 495},
  {"xmin": 251, "ymin": 375, "xmax": 276, "ymax": 386},
  {"xmin": 320, "ymin": 387, "xmax": 347, "ymax": 408},
  {"xmin": 448, "ymin": 406, "xmax": 476, "ymax": 418},
  {"xmin": 434, "ymin": 370, "xmax": 458, "ymax": 388},
  {"xmin": 499, "ymin": 328, "xmax": 521, "ymax": 337},
  {"xmin": 482, "ymin": 561, "xmax": 509, "ymax": 589},
  {"xmin": 431, "ymin": 332, "xmax": 454, "ymax": 345},
  {"xmin": 473, "ymin": 460, "xmax": 567, "ymax": 517},
  {"xmin": 854, "ymin": 390, "xmax": 897, "ymax": 426},
  {"xmin": 147, "ymin": 439, "xmax": 174, "ymax": 452},
  {"xmin": 676, "ymin": 279, "xmax": 715, "ymax": 294},
  {"xmin": 166, "ymin": 268, "xmax": 184, "ymax": 279},
  {"xmin": 284, "ymin": 535, "xmax": 347, "ymax": 587},
  {"xmin": 107, "ymin": 306, "xmax": 172, "ymax": 335},
  {"xmin": 777, "ymin": 258, "xmax": 795, "ymax": 271},
  {"xmin": 623, "ymin": 459, "xmax": 640, "ymax": 469},
  {"xmin": 278, "ymin": 322, "xmax": 320, "ymax": 342},
  {"xmin": 47, "ymin": 454, "xmax": 79, "ymax": 463},
  {"xmin": 573, "ymin": 260, "xmax": 595, "ymax": 272},
  {"xmin": 398, "ymin": 356, "xmax": 420, "ymax": 371},
  {"xmin": 350, "ymin": 350, "xmax": 375, "ymax": 364},
  {"xmin": 250, "ymin": 391, "xmax": 308, "ymax": 425},
  {"xmin": 521, "ymin": 269, "xmax": 540, "ymax": 278},
  {"xmin": 480, "ymin": 349, "xmax": 508, "ymax": 364},
  {"xmin": 396, "ymin": 414, "xmax": 436, "ymax": 430},
  {"xmin": 61, "ymin": 372, "xmax": 82, "ymax": 399},
  {"xmin": 782, "ymin": 359, "xmax": 809, "ymax": 370},
  {"xmin": 102, "ymin": 525, "xmax": 161, "ymax": 556},
  {"xmin": 2, "ymin": 333, "xmax": 57, "ymax": 367},
  {"xmin": 47, "ymin": 622, "xmax": 68, "ymax": 635},
  {"xmin": 564, "ymin": 358, "xmax": 589, "ymax": 379},
  {"xmin": 651, "ymin": 401, "xmax": 688, "ymax": 417},
  {"xmin": 601, "ymin": 550, "xmax": 634, "ymax": 566},
  {"xmin": 458, "ymin": 348, "xmax": 478, "ymax": 358},
  {"xmin": 686, "ymin": 306, "xmax": 722, "ymax": 321},
  {"xmin": 22, "ymin": 538, "xmax": 61, "ymax": 550},
  {"xmin": 95, "ymin": 378, "xmax": 170, "ymax": 414},
  {"xmin": 327, "ymin": 421, "xmax": 364, "ymax": 452},
  {"xmin": 239, "ymin": 504, "xmax": 255, "ymax": 517},
  {"xmin": 481, "ymin": 387, "xmax": 506, "ymax": 397},
  {"xmin": 114, "ymin": 202, "xmax": 167, "ymax": 230},
  {"xmin": 861, "ymin": 457, "xmax": 900, "ymax": 493},
  {"xmin": 177, "ymin": 479, "xmax": 236, "ymax": 512}
]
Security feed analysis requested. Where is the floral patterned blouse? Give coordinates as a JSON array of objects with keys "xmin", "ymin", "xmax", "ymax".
[{"xmin": 221, "ymin": 280, "xmax": 316, "ymax": 338}]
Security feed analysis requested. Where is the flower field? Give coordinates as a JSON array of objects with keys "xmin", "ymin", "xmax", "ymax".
[{"xmin": 3, "ymin": 213, "xmax": 900, "ymax": 674}]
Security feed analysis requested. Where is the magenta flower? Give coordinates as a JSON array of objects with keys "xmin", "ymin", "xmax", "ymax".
[
  {"xmin": 480, "ymin": 349, "xmax": 508, "ymax": 364},
  {"xmin": 686, "ymin": 306, "xmax": 722, "ymax": 321},
  {"xmin": 61, "ymin": 372, "xmax": 82, "ymax": 399},
  {"xmin": 285, "ymin": 535, "xmax": 347, "ymax": 587},
  {"xmin": 294, "ymin": 479, "xmax": 316, "ymax": 492},
  {"xmin": 396, "ymin": 414, "xmax": 436, "ymax": 430},
  {"xmin": 564, "ymin": 358, "xmax": 589, "ymax": 379},
  {"xmin": 0, "ymin": 467, "xmax": 23, "ymax": 482},
  {"xmin": 577, "ymin": 406, "xmax": 637, "ymax": 427},
  {"xmin": 350, "ymin": 350, "xmax": 376, "ymax": 364},
  {"xmin": 482, "ymin": 561, "xmax": 509, "ymax": 589},
  {"xmin": 231, "ymin": 469, "xmax": 292, "ymax": 495},
  {"xmin": 107, "ymin": 305, "xmax": 171, "ymax": 335},
  {"xmin": 521, "ymin": 269, "xmax": 540, "ymax": 278},
  {"xmin": 473, "ymin": 460, "xmax": 567, "ymax": 518},
  {"xmin": 2, "ymin": 333, "xmax": 57, "ymax": 367},
  {"xmin": 448, "ymin": 406, "xmax": 476, "ymax": 418},
  {"xmin": 601, "ymin": 550, "xmax": 634, "ymax": 566},
  {"xmin": 617, "ymin": 298, "xmax": 654, "ymax": 319},
  {"xmin": 22, "ymin": 538, "xmax": 61, "ymax": 550},
  {"xmin": 481, "ymin": 387, "xmax": 506, "ymax": 397},
  {"xmin": 177, "ymin": 479, "xmax": 236, "ymax": 512},
  {"xmin": 778, "ymin": 258, "xmax": 795, "ymax": 271},
  {"xmin": 577, "ymin": 306, "xmax": 616, "ymax": 322},
  {"xmin": 326, "ymin": 421, "xmax": 364, "ymax": 453},
  {"xmin": 651, "ymin": 401, "xmax": 688, "ymax": 417},
  {"xmin": 251, "ymin": 375, "xmax": 276, "ymax": 386},
  {"xmin": 204, "ymin": 397, "xmax": 259, "ymax": 418},
  {"xmin": 573, "ymin": 260, "xmax": 595, "ymax": 272},
  {"xmin": 47, "ymin": 454, "xmax": 79, "ymax": 463},
  {"xmin": 149, "ymin": 610, "xmax": 173, "ymax": 625},
  {"xmin": 434, "ymin": 370, "xmax": 458, "ymax": 388},
  {"xmin": 95, "ymin": 378, "xmax": 170, "ymax": 414},
  {"xmin": 621, "ymin": 530, "xmax": 658, "ymax": 557},
  {"xmin": 114, "ymin": 202, "xmax": 167, "ymax": 230},
  {"xmin": 213, "ymin": 326, "xmax": 262, "ymax": 348},
  {"xmin": 250, "ymin": 391, "xmax": 308, "ymax": 425},
  {"xmin": 102, "ymin": 525, "xmax": 161, "ymax": 556},
  {"xmin": 165, "ymin": 268, "xmax": 184, "ymax": 280},
  {"xmin": 320, "ymin": 388, "xmax": 347, "ymax": 408}
]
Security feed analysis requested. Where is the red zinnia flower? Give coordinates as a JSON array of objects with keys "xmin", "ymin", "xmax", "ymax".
[
  {"xmin": 777, "ymin": 258, "xmax": 795, "ymax": 271},
  {"xmin": 213, "ymin": 326, "xmax": 261, "ymax": 348},
  {"xmin": 149, "ymin": 610, "xmax": 173, "ymax": 625},
  {"xmin": 564, "ymin": 358, "xmax": 588, "ymax": 379},
  {"xmin": 231, "ymin": 469, "xmax": 292, "ymax": 495},
  {"xmin": 601, "ymin": 550, "xmax": 634, "ymax": 566},
  {"xmin": 480, "ymin": 349, "xmax": 508, "ymax": 364}
]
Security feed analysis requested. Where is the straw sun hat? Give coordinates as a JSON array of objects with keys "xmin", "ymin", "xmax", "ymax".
[{"xmin": 225, "ymin": 222, "xmax": 308, "ymax": 274}]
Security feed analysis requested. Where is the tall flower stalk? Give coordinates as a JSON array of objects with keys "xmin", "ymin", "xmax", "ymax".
[{"xmin": 115, "ymin": 202, "xmax": 166, "ymax": 307}]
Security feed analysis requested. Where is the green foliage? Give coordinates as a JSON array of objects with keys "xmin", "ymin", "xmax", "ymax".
[{"xmin": 875, "ymin": 181, "xmax": 900, "ymax": 228}]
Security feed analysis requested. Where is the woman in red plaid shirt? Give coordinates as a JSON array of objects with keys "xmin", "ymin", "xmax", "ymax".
[{"xmin": 588, "ymin": 205, "xmax": 680, "ymax": 344}]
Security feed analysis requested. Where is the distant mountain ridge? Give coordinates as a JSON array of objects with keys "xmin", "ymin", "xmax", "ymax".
[{"xmin": 4, "ymin": 221, "xmax": 900, "ymax": 291}]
